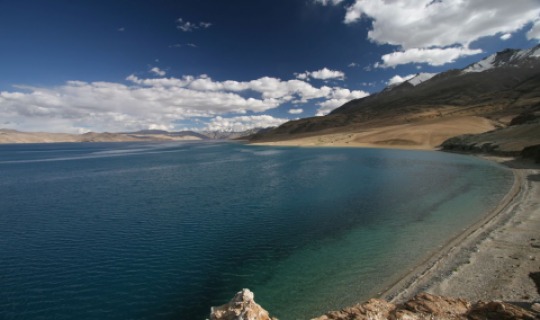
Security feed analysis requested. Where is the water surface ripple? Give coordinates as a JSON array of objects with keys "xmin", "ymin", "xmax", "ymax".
[{"xmin": 0, "ymin": 142, "xmax": 512, "ymax": 319}]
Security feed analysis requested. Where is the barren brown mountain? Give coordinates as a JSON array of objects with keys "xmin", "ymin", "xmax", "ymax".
[{"xmin": 250, "ymin": 45, "xmax": 540, "ymax": 155}]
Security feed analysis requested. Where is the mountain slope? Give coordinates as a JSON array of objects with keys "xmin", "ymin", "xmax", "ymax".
[{"xmin": 251, "ymin": 45, "xmax": 540, "ymax": 150}]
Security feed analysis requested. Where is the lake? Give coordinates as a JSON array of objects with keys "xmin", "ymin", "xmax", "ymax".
[{"xmin": 0, "ymin": 141, "xmax": 513, "ymax": 319}]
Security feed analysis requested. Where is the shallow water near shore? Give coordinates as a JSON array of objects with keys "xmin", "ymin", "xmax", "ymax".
[{"xmin": 0, "ymin": 142, "xmax": 512, "ymax": 319}]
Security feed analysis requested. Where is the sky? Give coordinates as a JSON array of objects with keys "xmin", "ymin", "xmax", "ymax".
[{"xmin": 1, "ymin": 0, "xmax": 539, "ymax": 133}]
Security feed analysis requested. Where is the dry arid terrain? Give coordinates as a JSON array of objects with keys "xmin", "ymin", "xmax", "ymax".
[
  {"xmin": 251, "ymin": 46, "xmax": 540, "ymax": 158},
  {"xmin": 253, "ymin": 115, "xmax": 498, "ymax": 150},
  {"xmin": 0, "ymin": 129, "xmax": 205, "ymax": 144}
]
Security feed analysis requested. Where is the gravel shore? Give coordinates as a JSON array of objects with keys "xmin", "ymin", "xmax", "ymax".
[{"xmin": 381, "ymin": 156, "xmax": 540, "ymax": 310}]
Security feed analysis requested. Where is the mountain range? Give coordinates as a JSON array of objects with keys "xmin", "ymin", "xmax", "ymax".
[
  {"xmin": 3, "ymin": 44, "xmax": 540, "ymax": 157},
  {"xmin": 0, "ymin": 129, "xmax": 261, "ymax": 144},
  {"xmin": 251, "ymin": 44, "xmax": 540, "ymax": 158}
]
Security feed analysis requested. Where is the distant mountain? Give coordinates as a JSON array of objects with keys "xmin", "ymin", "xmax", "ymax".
[
  {"xmin": 0, "ymin": 127, "xmax": 276, "ymax": 144},
  {"xmin": 127, "ymin": 130, "xmax": 210, "ymax": 140},
  {"xmin": 0, "ymin": 129, "xmax": 207, "ymax": 144},
  {"xmin": 0, "ymin": 129, "xmax": 143, "ymax": 144},
  {"xmin": 251, "ymin": 44, "xmax": 540, "ymax": 152},
  {"xmin": 203, "ymin": 127, "xmax": 274, "ymax": 140}
]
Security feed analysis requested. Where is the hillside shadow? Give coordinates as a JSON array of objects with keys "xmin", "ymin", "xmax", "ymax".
[{"xmin": 500, "ymin": 158, "xmax": 540, "ymax": 170}]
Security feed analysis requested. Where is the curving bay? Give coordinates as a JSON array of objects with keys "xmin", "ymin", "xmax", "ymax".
[{"xmin": 0, "ymin": 142, "xmax": 513, "ymax": 319}]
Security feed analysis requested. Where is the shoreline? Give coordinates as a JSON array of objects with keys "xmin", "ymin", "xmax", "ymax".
[
  {"xmin": 377, "ymin": 155, "xmax": 540, "ymax": 308},
  {"xmin": 248, "ymin": 138, "xmax": 540, "ymax": 315},
  {"xmin": 249, "ymin": 141, "xmax": 540, "ymax": 310},
  {"xmin": 209, "ymin": 145, "xmax": 540, "ymax": 319}
]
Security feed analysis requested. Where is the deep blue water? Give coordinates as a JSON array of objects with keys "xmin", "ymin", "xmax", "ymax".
[{"xmin": 0, "ymin": 142, "xmax": 512, "ymax": 319}]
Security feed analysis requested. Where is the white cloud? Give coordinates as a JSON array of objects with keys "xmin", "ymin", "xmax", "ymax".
[
  {"xmin": 176, "ymin": 18, "xmax": 212, "ymax": 32},
  {"xmin": 500, "ymin": 33, "xmax": 512, "ymax": 40},
  {"xmin": 314, "ymin": 0, "xmax": 344, "ymax": 5},
  {"xmin": 148, "ymin": 123, "xmax": 174, "ymax": 131},
  {"xmin": 387, "ymin": 74, "xmax": 416, "ymax": 86},
  {"xmin": 0, "ymin": 74, "xmax": 369, "ymax": 133},
  {"xmin": 0, "ymin": 80, "xmax": 279, "ymax": 133},
  {"xmin": 288, "ymin": 108, "xmax": 304, "ymax": 114},
  {"xmin": 294, "ymin": 68, "xmax": 345, "ymax": 81},
  {"xmin": 344, "ymin": 0, "xmax": 540, "ymax": 48},
  {"xmin": 340, "ymin": 0, "xmax": 540, "ymax": 66},
  {"xmin": 315, "ymin": 87, "xmax": 369, "ymax": 116},
  {"xmin": 378, "ymin": 47, "xmax": 483, "ymax": 68},
  {"xmin": 527, "ymin": 19, "xmax": 540, "ymax": 40},
  {"xmin": 348, "ymin": 62, "xmax": 359, "ymax": 68},
  {"xmin": 150, "ymin": 67, "xmax": 166, "ymax": 76},
  {"xmin": 311, "ymin": 68, "xmax": 345, "ymax": 80},
  {"xmin": 205, "ymin": 115, "xmax": 288, "ymax": 132},
  {"xmin": 295, "ymin": 72, "xmax": 309, "ymax": 80}
]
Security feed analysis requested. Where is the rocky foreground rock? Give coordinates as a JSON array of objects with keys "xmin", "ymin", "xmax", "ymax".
[
  {"xmin": 209, "ymin": 289, "xmax": 277, "ymax": 320},
  {"xmin": 209, "ymin": 290, "xmax": 539, "ymax": 320}
]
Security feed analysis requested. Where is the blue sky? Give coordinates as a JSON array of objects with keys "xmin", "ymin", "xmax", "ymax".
[{"xmin": 1, "ymin": 0, "xmax": 539, "ymax": 133}]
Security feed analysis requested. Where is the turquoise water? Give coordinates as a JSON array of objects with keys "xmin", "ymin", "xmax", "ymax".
[{"xmin": 0, "ymin": 142, "xmax": 512, "ymax": 319}]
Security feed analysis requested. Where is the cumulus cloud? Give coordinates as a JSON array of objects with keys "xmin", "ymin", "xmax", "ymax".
[
  {"xmin": 294, "ymin": 68, "xmax": 345, "ymax": 81},
  {"xmin": 0, "ymin": 74, "xmax": 369, "ymax": 133},
  {"xmin": 315, "ymin": 87, "xmax": 368, "ymax": 116},
  {"xmin": 0, "ymin": 81, "xmax": 278, "ymax": 133},
  {"xmin": 378, "ymin": 47, "xmax": 483, "ymax": 68},
  {"xmin": 204, "ymin": 115, "xmax": 288, "ymax": 132},
  {"xmin": 150, "ymin": 67, "xmax": 166, "ymax": 76},
  {"xmin": 338, "ymin": 0, "xmax": 540, "ymax": 66},
  {"xmin": 344, "ymin": 0, "xmax": 540, "ymax": 48},
  {"xmin": 312, "ymin": 68, "xmax": 345, "ymax": 80},
  {"xmin": 288, "ymin": 108, "xmax": 304, "ymax": 114},
  {"xmin": 527, "ymin": 19, "xmax": 540, "ymax": 40},
  {"xmin": 500, "ymin": 33, "xmax": 512, "ymax": 41},
  {"xmin": 176, "ymin": 18, "xmax": 212, "ymax": 32},
  {"xmin": 295, "ymin": 72, "xmax": 309, "ymax": 80}
]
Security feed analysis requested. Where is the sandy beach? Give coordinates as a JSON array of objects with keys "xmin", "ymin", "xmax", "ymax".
[{"xmin": 378, "ymin": 155, "xmax": 540, "ymax": 309}]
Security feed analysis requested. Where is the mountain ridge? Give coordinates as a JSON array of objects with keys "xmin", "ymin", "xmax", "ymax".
[
  {"xmin": 0, "ymin": 128, "xmax": 269, "ymax": 144},
  {"xmin": 250, "ymin": 44, "xmax": 540, "ymax": 153}
]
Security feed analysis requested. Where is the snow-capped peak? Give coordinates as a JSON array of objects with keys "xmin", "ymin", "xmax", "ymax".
[
  {"xmin": 463, "ymin": 45, "xmax": 540, "ymax": 73},
  {"xmin": 463, "ymin": 54, "xmax": 496, "ymax": 73},
  {"xmin": 385, "ymin": 73, "xmax": 438, "ymax": 91},
  {"xmin": 513, "ymin": 45, "xmax": 540, "ymax": 59},
  {"xmin": 407, "ymin": 72, "xmax": 437, "ymax": 86}
]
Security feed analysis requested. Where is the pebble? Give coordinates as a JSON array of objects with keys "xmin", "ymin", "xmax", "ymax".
[{"xmin": 532, "ymin": 303, "xmax": 540, "ymax": 313}]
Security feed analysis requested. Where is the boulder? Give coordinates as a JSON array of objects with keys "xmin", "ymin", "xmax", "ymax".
[{"xmin": 209, "ymin": 289, "xmax": 277, "ymax": 320}]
